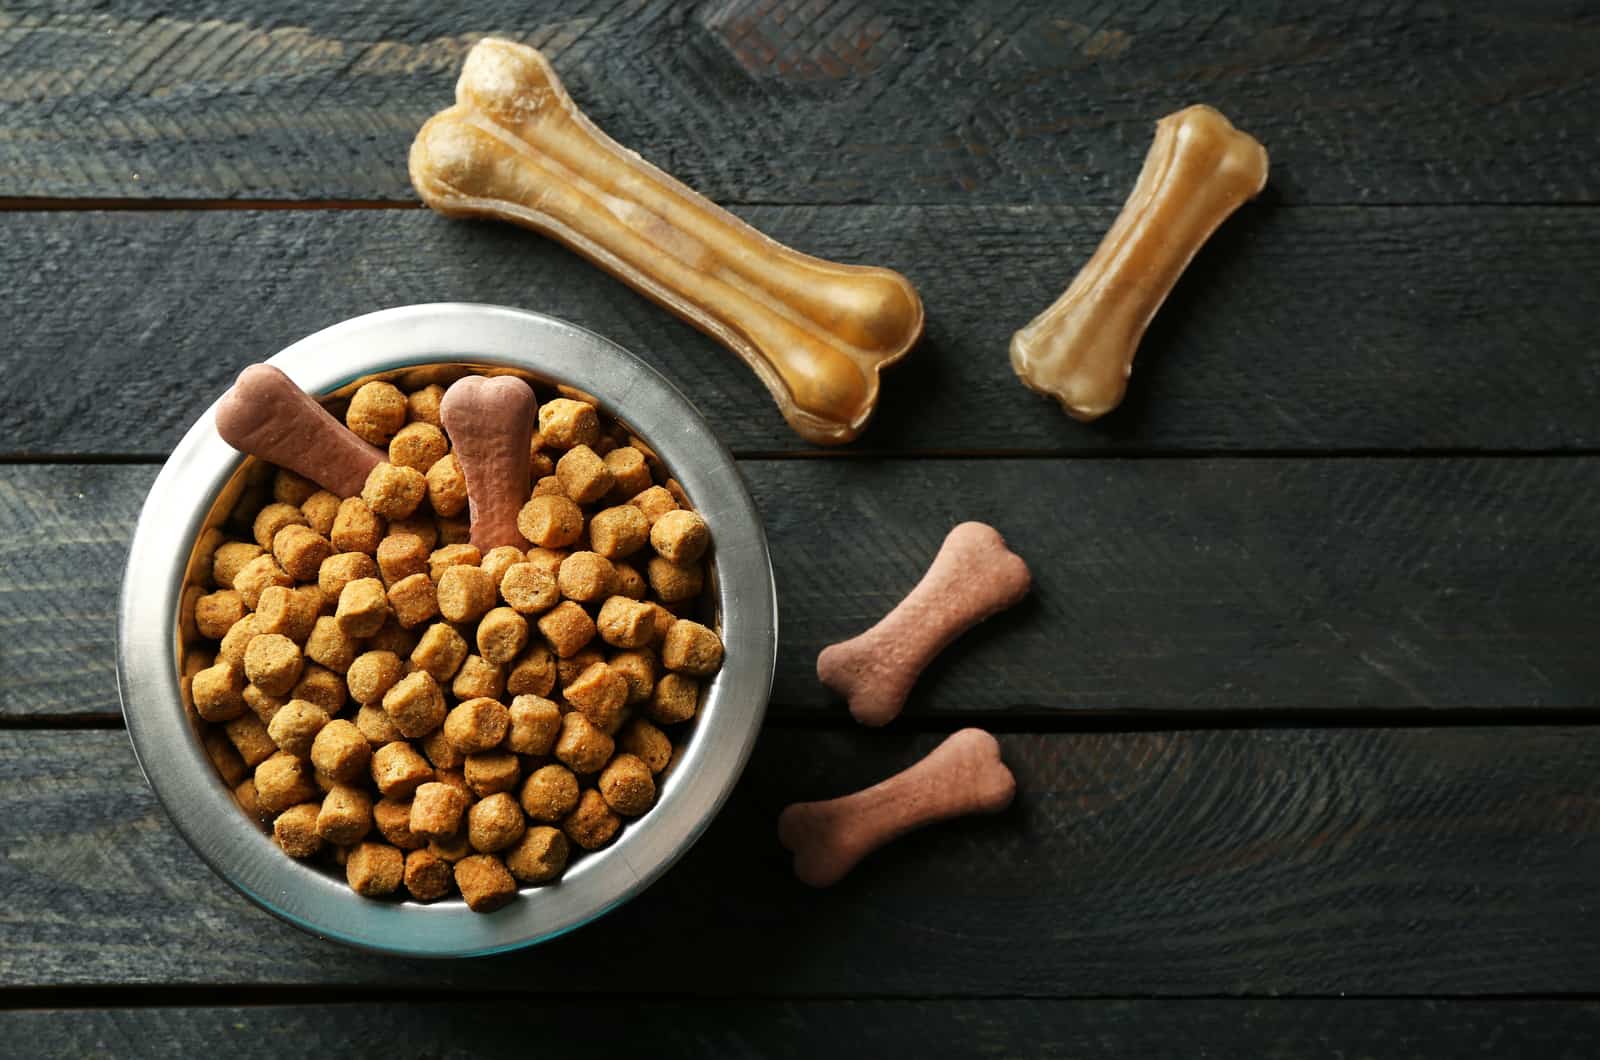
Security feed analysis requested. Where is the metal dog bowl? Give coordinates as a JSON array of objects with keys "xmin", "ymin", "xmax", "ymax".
[{"xmin": 117, "ymin": 303, "xmax": 777, "ymax": 956}]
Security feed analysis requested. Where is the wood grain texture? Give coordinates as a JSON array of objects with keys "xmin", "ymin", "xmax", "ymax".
[
  {"xmin": 9, "ymin": 459, "xmax": 1600, "ymax": 719},
  {"xmin": 3, "ymin": 206, "xmax": 1599, "ymax": 456},
  {"xmin": 3, "ymin": 727, "xmax": 1600, "ymax": 994},
  {"xmin": 10, "ymin": 1001, "xmax": 1600, "ymax": 1058},
  {"xmin": 1, "ymin": 1, "xmax": 1595, "ymax": 203}
]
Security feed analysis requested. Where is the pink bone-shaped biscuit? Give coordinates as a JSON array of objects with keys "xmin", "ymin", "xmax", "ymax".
[
  {"xmin": 439, "ymin": 375, "xmax": 538, "ymax": 551},
  {"xmin": 778, "ymin": 727, "xmax": 1016, "ymax": 887},
  {"xmin": 214, "ymin": 364, "xmax": 385, "ymax": 498},
  {"xmin": 817, "ymin": 522, "xmax": 1030, "ymax": 727}
]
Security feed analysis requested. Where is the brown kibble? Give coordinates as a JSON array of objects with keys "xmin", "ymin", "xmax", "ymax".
[
  {"xmin": 537, "ymin": 600, "xmax": 595, "ymax": 658},
  {"xmin": 454, "ymin": 855, "xmax": 517, "ymax": 913},
  {"xmin": 389, "ymin": 513, "xmax": 439, "ymax": 553},
  {"xmin": 243, "ymin": 633, "xmax": 303, "ymax": 697},
  {"xmin": 234, "ymin": 777, "xmax": 274, "ymax": 825},
  {"xmin": 274, "ymin": 803, "xmax": 324, "ymax": 859},
  {"xmin": 407, "ymin": 383, "xmax": 445, "ymax": 426},
  {"xmin": 316, "ymin": 784, "xmax": 373, "ymax": 845},
  {"xmin": 556, "ymin": 647, "xmax": 606, "ymax": 689},
  {"xmin": 357, "ymin": 703, "xmax": 403, "ymax": 747},
  {"xmin": 599, "ymin": 753, "xmax": 656, "ymax": 816},
  {"xmin": 335, "ymin": 577, "xmax": 390, "ymax": 638},
  {"xmin": 310, "ymin": 719, "xmax": 371, "ymax": 782},
  {"xmin": 662, "ymin": 620, "xmax": 724, "ymax": 676},
  {"xmin": 386, "ymin": 571, "xmax": 439, "ymax": 629},
  {"xmin": 273, "ymin": 524, "xmax": 335, "ymax": 582},
  {"xmin": 563, "ymin": 662, "xmax": 629, "ymax": 732},
  {"xmin": 537, "ymin": 397, "xmax": 600, "ymax": 449},
  {"xmin": 451, "ymin": 654, "xmax": 506, "ymax": 701},
  {"xmin": 346, "ymin": 841, "xmax": 404, "ymax": 897},
  {"xmin": 374, "ymin": 796, "xmax": 425, "ymax": 850},
  {"xmin": 611, "ymin": 563, "xmax": 647, "ymax": 600},
  {"xmin": 649, "ymin": 672, "xmax": 700, "ymax": 725},
  {"xmin": 608, "ymin": 649, "xmax": 656, "ymax": 706},
  {"xmin": 468, "ymin": 792, "xmax": 526, "ymax": 853},
  {"xmin": 464, "ymin": 751, "xmax": 521, "ymax": 798},
  {"xmin": 410, "ymin": 781, "xmax": 470, "ymax": 841},
  {"xmin": 291, "ymin": 664, "xmax": 345, "ymax": 715},
  {"xmin": 602, "ymin": 446, "xmax": 653, "ymax": 500},
  {"xmin": 347, "ymin": 381, "xmax": 407, "ymax": 445},
  {"xmin": 530, "ymin": 475, "xmax": 566, "ymax": 499},
  {"xmin": 376, "ymin": 533, "xmax": 429, "ymax": 585},
  {"xmin": 204, "ymin": 728, "xmax": 247, "ymax": 786},
  {"xmin": 519, "ymin": 763, "xmax": 580, "ymax": 822},
  {"xmin": 216, "ymin": 615, "xmax": 258, "ymax": 668},
  {"xmin": 300, "ymin": 491, "xmax": 341, "ymax": 537},
  {"xmin": 587, "ymin": 504, "xmax": 649, "ymax": 561},
  {"xmin": 233, "ymin": 554, "xmax": 293, "ymax": 610},
  {"xmin": 438, "ymin": 565, "xmax": 497, "ymax": 624},
  {"xmin": 562, "ymin": 789, "xmax": 621, "ymax": 851},
  {"xmin": 410, "ymin": 622, "xmax": 469, "ymax": 683},
  {"xmin": 370, "ymin": 619, "xmax": 421, "ymax": 660},
  {"xmin": 523, "ymin": 547, "xmax": 568, "ymax": 578},
  {"xmin": 305, "ymin": 615, "xmax": 359, "ymax": 673},
  {"xmin": 650, "ymin": 509, "xmax": 710, "ymax": 566},
  {"xmin": 664, "ymin": 479, "xmax": 692, "ymax": 510},
  {"xmin": 382, "ymin": 669, "xmax": 447, "ymax": 739},
  {"xmin": 424, "ymin": 452, "xmax": 468, "ymax": 517},
  {"xmin": 371, "ymin": 741, "xmax": 433, "ymax": 798},
  {"xmin": 243, "ymin": 683, "xmax": 286, "ymax": 724},
  {"xmin": 180, "ymin": 585, "xmax": 204, "ymax": 643},
  {"xmin": 529, "ymin": 439, "xmax": 554, "ymax": 479},
  {"xmin": 476, "ymin": 607, "xmax": 529, "ymax": 665},
  {"xmin": 403, "ymin": 847, "xmax": 453, "ymax": 900},
  {"xmin": 194, "ymin": 589, "xmax": 246, "ymax": 640},
  {"xmin": 213, "ymin": 541, "xmax": 265, "ymax": 589},
  {"xmin": 389, "ymin": 421, "xmax": 449, "ymax": 473},
  {"xmin": 630, "ymin": 485, "xmax": 678, "ymax": 525},
  {"xmin": 516, "ymin": 494, "xmax": 584, "ymax": 549},
  {"xmin": 646, "ymin": 555, "xmax": 703, "ymax": 603},
  {"xmin": 480, "ymin": 546, "xmax": 525, "ymax": 588},
  {"xmin": 444, "ymin": 697, "xmax": 510, "ymax": 754},
  {"xmin": 434, "ymin": 767, "xmax": 470, "ymax": 797},
  {"xmin": 256, "ymin": 751, "xmax": 318, "ymax": 814},
  {"xmin": 316, "ymin": 552, "xmax": 379, "ymax": 603},
  {"xmin": 330, "ymin": 497, "xmax": 386, "ymax": 555},
  {"xmin": 429, "ymin": 831, "xmax": 473, "ymax": 863},
  {"xmin": 555, "ymin": 444, "xmax": 614, "ymax": 504},
  {"xmin": 346, "ymin": 651, "xmax": 403, "ymax": 705},
  {"xmin": 619, "ymin": 718, "xmax": 672, "ymax": 773},
  {"xmin": 505, "ymin": 695, "xmax": 562, "ymax": 756},
  {"xmin": 506, "ymin": 826, "xmax": 569, "ymax": 885},
  {"xmin": 224, "ymin": 713, "xmax": 277, "ymax": 768},
  {"xmin": 421, "ymin": 727, "xmax": 464, "ymax": 770},
  {"xmin": 499, "ymin": 562, "xmax": 559, "ymax": 614},
  {"xmin": 266, "ymin": 698, "xmax": 328, "ymax": 757},
  {"xmin": 596, "ymin": 596, "xmax": 655, "ymax": 650},
  {"xmin": 362, "ymin": 461, "xmax": 427, "ymax": 520},
  {"xmin": 253, "ymin": 502, "xmax": 308, "ymax": 549},
  {"xmin": 506, "ymin": 643, "xmax": 557, "ymax": 697},
  {"xmin": 194, "ymin": 662, "xmax": 248, "ymax": 725},
  {"xmin": 273, "ymin": 468, "xmax": 318, "ymax": 506},
  {"xmin": 553, "ymin": 711, "xmax": 614, "ymax": 774},
  {"xmin": 557, "ymin": 551, "xmax": 614, "ymax": 603},
  {"xmin": 427, "ymin": 543, "xmax": 482, "ymax": 581}
]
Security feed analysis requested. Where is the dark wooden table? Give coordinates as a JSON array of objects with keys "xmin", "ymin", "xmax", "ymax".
[{"xmin": 4, "ymin": 1, "xmax": 1599, "ymax": 1055}]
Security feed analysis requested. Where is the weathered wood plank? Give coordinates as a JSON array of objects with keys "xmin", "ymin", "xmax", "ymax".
[
  {"xmin": 3, "ymin": 727, "xmax": 1599, "ymax": 993},
  {"xmin": 3, "ymin": 206, "xmax": 1598, "ymax": 457},
  {"xmin": 1, "ymin": 1, "xmax": 1595, "ymax": 203},
  {"xmin": 8, "ymin": 459, "xmax": 1600, "ymax": 719},
  {"xmin": 10, "ymin": 1000, "xmax": 1600, "ymax": 1058}
]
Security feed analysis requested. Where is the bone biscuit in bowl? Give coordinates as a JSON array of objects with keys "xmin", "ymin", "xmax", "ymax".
[
  {"xmin": 1011, "ymin": 105, "xmax": 1269, "ymax": 421},
  {"xmin": 409, "ymin": 38, "xmax": 923, "ymax": 446}
]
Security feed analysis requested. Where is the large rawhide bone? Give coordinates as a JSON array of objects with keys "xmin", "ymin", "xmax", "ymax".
[
  {"xmin": 215, "ymin": 364, "xmax": 384, "ymax": 498},
  {"xmin": 409, "ymin": 38, "xmax": 923, "ymax": 446},
  {"xmin": 778, "ymin": 728, "xmax": 1015, "ymax": 887},
  {"xmin": 1011, "ymin": 105, "xmax": 1269, "ymax": 421},
  {"xmin": 439, "ymin": 375, "xmax": 537, "ymax": 551},
  {"xmin": 817, "ymin": 522, "xmax": 1030, "ymax": 727}
]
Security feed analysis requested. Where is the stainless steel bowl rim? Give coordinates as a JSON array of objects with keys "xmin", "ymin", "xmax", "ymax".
[{"xmin": 117, "ymin": 303, "xmax": 777, "ymax": 957}]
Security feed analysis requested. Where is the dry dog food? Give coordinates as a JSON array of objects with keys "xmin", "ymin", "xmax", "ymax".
[{"xmin": 195, "ymin": 367, "xmax": 725, "ymax": 910}]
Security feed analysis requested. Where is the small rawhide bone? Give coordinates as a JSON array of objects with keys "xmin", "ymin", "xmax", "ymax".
[
  {"xmin": 818, "ymin": 522, "xmax": 1030, "ymax": 727},
  {"xmin": 409, "ymin": 38, "xmax": 923, "ymax": 446},
  {"xmin": 779, "ymin": 728, "xmax": 1015, "ymax": 887},
  {"xmin": 214, "ymin": 364, "xmax": 384, "ymax": 498},
  {"xmin": 1011, "ymin": 104, "xmax": 1269, "ymax": 421},
  {"xmin": 439, "ymin": 375, "xmax": 537, "ymax": 551}
]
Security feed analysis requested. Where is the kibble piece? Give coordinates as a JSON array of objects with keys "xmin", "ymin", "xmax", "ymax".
[
  {"xmin": 598, "ymin": 753, "xmax": 657, "ymax": 817},
  {"xmin": 388, "ymin": 421, "xmax": 448, "ymax": 473},
  {"xmin": 243, "ymin": 683, "xmax": 286, "ymax": 724},
  {"xmin": 499, "ymin": 563, "xmax": 559, "ymax": 615},
  {"xmin": 646, "ymin": 556, "xmax": 703, "ymax": 604},
  {"xmin": 234, "ymin": 777, "xmax": 274, "ymax": 824},
  {"xmin": 402, "ymin": 848, "xmax": 452, "ymax": 900},
  {"xmin": 334, "ymin": 578, "xmax": 390, "ymax": 639},
  {"xmin": 602, "ymin": 446, "xmax": 653, "ymax": 500},
  {"xmin": 556, "ymin": 647, "xmax": 605, "ymax": 689},
  {"xmin": 533, "ymin": 600, "xmax": 593, "ymax": 659},
  {"xmin": 507, "ymin": 643, "xmax": 557, "ymax": 697},
  {"xmin": 300, "ymin": 491, "xmax": 341, "ymax": 537},
  {"xmin": 464, "ymin": 751, "xmax": 522, "ymax": 798},
  {"xmin": 505, "ymin": 827, "xmax": 569, "ymax": 885},
  {"xmin": 374, "ymin": 797, "xmax": 425, "ymax": 850},
  {"xmin": 224, "ymin": 713, "xmax": 277, "ymax": 768},
  {"xmin": 272, "ymin": 468, "xmax": 318, "ymax": 506},
  {"xmin": 409, "ymin": 781, "xmax": 470, "ymax": 841},
  {"xmin": 519, "ymin": 764, "xmax": 580, "ymax": 822},
  {"xmin": 480, "ymin": 546, "xmax": 525, "ymax": 588},
  {"xmin": 194, "ymin": 589, "xmax": 246, "ymax": 640},
  {"xmin": 310, "ymin": 719, "xmax": 371, "ymax": 782},
  {"xmin": 619, "ymin": 718, "xmax": 672, "ymax": 773},
  {"xmin": 243, "ymin": 633, "xmax": 303, "ymax": 697},
  {"xmin": 371, "ymin": 741, "xmax": 433, "ymax": 798},
  {"xmin": 427, "ymin": 543, "xmax": 482, "ymax": 581},
  {"xmin": 318, "ymin": 552, "xmax": 380, "ymax": 601},
  {"xmin": 386, "ymin": 571, "xmax": 439, "ymax": 629},
  {"xmin": 316, "ymin": 784, "xmax": 374, "ymax": 845},
  {"xmin": 345, "ymin": 380, "xmax": 407, "ymax": 444},
  {"xmin": 557, "ymin": 552, "xmax": 614, "ymax": 604},
  {"xmin": 356, "ymin": 703, "xmax": 402, "ymax": 747},
  {"xmin": 407, "ymin": 383, "xmax": 445, "ymax": 426},
  {"xmin": 290, "ymin": 664, "xmax": 345, "ymax": 715},
  {"xmin": 553, "ymin": 711, "xmax": 614, "ymax": 774},
  {"xmin": 649, "ymin": 673, "xmax": 700, "ymax": 725},
  {"xmin": 630, "ymin": 485, "xmax": 678, "ymax": 525},
  {"xmin": 304, "ymin": 615, "xmax": 359, "ymax": 673},
  {"xmin": 429, "ymin": 831, "xmax": 473, "ymax": 864},
  {"xmin": 608, "ymin": 649, "xmax": 656, "ymax": 706},
  {"xmin": 366, "ymin": 618, "xmax": 420, "ymax": 658},
  {"xmin": 434, "ymin": 767, "xmax": 470, "ymax": 797},
  {"xmin": 410, "ymin": 622, "xmax": 469, "ymax": 683},
  {"xmin": 253, "ymin": 502, "xmax": 309, "ymax": 549},
  {"xmin": 662, "ymin": 620, "xmax": 724, "ymax": 676},
  {"xmin": 361, "ymin": 462, "xmax": 426, "ymax": 521},
  {"xmin": 346, "ymin": 651, "xmax": 403, "ymax": 705},
  {"xmin": 454, "ymin": 854, "xmax": 517, "ymax": 913},
  {"xmin": 233, "ymin": 554, "xmax": 293, "ymax": 610},
  {"xmin": 437, "ymin": 565, "xmax": 497, "ymax": 624},
  {"xmin": 203, "ymin": 728, "xmax": 247, "ymax": 786},
  {"xmin": 468, "ymin": 792, "xmax": 526, "ymax": 853},
  {"xmin": 530, "ymin": 475, "xmax": 566, "ymax": 499},
  {"xmin": 587, "ymin": 504, "xmax": 649, "ymax": 561},
  {"xmin": 475, "ymin": 607, "xmax": 529, "ymax": 665},
  {"xmin": 272, "ymin": 524, "xmax": 334, "ymax": 583},
  {"xmin": 555, "ymin": 444, "xmax": 614, "ymax": 504},
  {"xmin": 421, "ymin": 727, "xmax": 465, "ymax": 770},
  {"xmin": 451, "ymin": 654, "xmax": 505, "ymax": 701},
  {"xmin": 436, "ymin": 515, "xmax": 472, "ymax": 545},
  {"xmin": 376, "ymin": 533, "xmax": 429, "ymax": 585},
  {"xmin": 389, "ymin": 513, "xmax": 439, "ymax": 552},
  {"xmin": 505, "ymin": 695, "xmax": 562, "ymax": 756},
  {"xmin": 382, "ymin": 669, "xmax": 447, "ymax": 739},
  {"xmin": 523, "ymin": 547, "xmax": 568, "ymax": 578},
  {"xmin": 181, "ymin": 584, "xmax": 205, "ymax": 644},
  {"xmin": 266, "ymin": 698, "xmax": 328, "ymax": 757},
  {"xmin": 516, "ymin": 494, "xmax": 584, "ymax": 549},
  {"xmin": 444, "ymin": 697, "xmax": 510, "ymax": 755},
  {"xmin": 644, "ymin": 603, "xmax": 677, "ymax": 646},
  {"xmin": 345, "ymin": 841, "xmax": 403, "ymax": 897},
  {"xmin": 274, "ymin": 803, "xmax": 324, "ymax": 858},
  {"xmin": 213, "ymin": 541, "xmax": 265, "ymax": 590},
  {"xmin": 650, "ymin": 509, "xmax": 710, "ymax": 566},
  {"xmin": 330, "ymin": 497, "xmax": 386, "ymax": 555},
  {"xmin": 562, "ymin": 789, "xmax": 621, "ymax": 851},
  {"xmin": 193, "ymin": 662, "xmax": 247, "ymax": 722},
  {"xmin": 596, "ymin": 596, "xmax": 655, "ymax": 650},
  {"xmin": 424, "ymin": 453, "xmax": 468, "ymax": 517},
  {"xmin": 563, "ymin": 662, "xmax": 629, "ymax": 732},
  {"xmin": 537, "ymin": 397, "xmax": 600, "ymax": 449},
  {"xmin": 256, "ymin": 751, "xmax": 318, "ymax": 814},
  {"xmin": 611, "ymin": 563, "xmax": 647, "ymax": 601}
]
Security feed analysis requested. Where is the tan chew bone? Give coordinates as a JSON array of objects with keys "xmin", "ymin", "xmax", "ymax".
[
  {"xmin": 215, "ymin": 364, "xmax": 385, "ymax": 498},
  {"xmin": 1010, "ymin": 105, "xmax": 1269, "ymax": 421},
  {"xmin": 410, "ymin": 38, "xmax": 924, "ymax": 446},
  {"xmin": 779, "ymin": 728, "xmax": 1015, "ymax": 887},
  {"xmin": 439, "ymin": 375, "xmax": 537, "ymax": 551},
  {"xmin": 817, "ymin": 522, "xmax": 1030, "ymax": 727}
]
